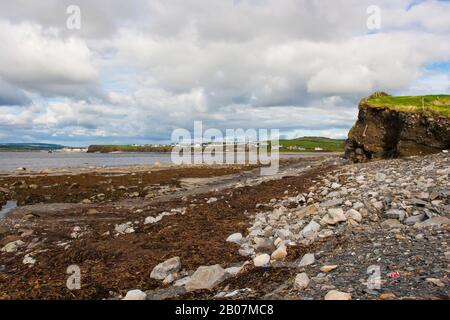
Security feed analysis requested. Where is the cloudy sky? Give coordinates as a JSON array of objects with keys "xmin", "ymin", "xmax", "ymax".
[{"xmin": 0, "ymin": 0, "xmax": 449, "ymax": 146}]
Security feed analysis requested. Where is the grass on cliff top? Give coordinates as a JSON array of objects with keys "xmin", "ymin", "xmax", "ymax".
[{"xmin": 363, "ymin": 95, "xmax": 450, "ymax": 118}]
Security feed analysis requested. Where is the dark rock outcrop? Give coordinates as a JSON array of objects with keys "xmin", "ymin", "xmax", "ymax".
[{"xmin": 346, "ymin": 93, "xmax": 450, "ymax": 162}]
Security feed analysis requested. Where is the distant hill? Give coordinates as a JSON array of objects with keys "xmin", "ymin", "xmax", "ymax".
[
  {"xmin": 0, "ymin": 143, "xmax": 65, "ymax": 151},
  {"xmin": 279, "ymin": 137, "xmax": 345, "ymax": 152},
  {"xmin": 87, "ymin": 145, "xmax": 172, "ymax": 153}
]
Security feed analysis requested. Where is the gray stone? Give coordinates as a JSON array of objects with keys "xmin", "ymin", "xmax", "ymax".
[
  {"xmin": 301, "ymin": 220, "xmax": 321, "ymax": 238},
  {"xmin": 238, "ymin": 244, "xmax": 255, "ymax": 257},
  {"xmin": 298, "ymin": 253, "xmax": 315, "ymax": 267},
  {"xmin": 321, "ymin": 208, "xmax": 347, "ymax": 225},
  {"xmin": 404, "ymin": 213, "xmax": 426, "ymax": 225},
  {"xmin": 276, "ymin": 229, "xmax": 293, "ymax": 240},
  {"xmin": 294, "ymin": 272, "xmax": 310, "ymax": 290},
  {"xmin": 150, "ymin": 256, "xmax": 181, "ymax": 280},
  {"xmin": 226, "ymin": 233, "xmax": 243, "ymax": 244},
  {"xmin": 173, "ymin": 276, "xmax": 191, "ymax": 287},
  {"xmin": 444, "ymin": 251, "xmax": 450, "ymax": 261},
  {"xmin": 253, "ymin": 237, "xmax": 275, "ymax": 252},
  {"xmin": 416, "ymin": 216, "xmax": 450, "ymax": 228},
  {"xmin": 411, "ymin": 198, "xmax": 428, "ymax": 207},
  {"xmin": 185, "ymin": 265, "xmax": 226, "ymax": 292},
  {"xmin": 345, "ymin": 209, "xmax": 362, "ymax": 222},
  {"xmin": 225, "ymin": 266, "xmax": 242, "ymax": 276},
  {"xmin": 381, "ymin": 219, "xmax": 404, "ymax": 229},
  {"xmin": 385, "ymin": 209, "xmax": 406, "ymax": 221},
  {"xmin": 320, "ymin": 198, "xmax": 343, "ymax": 208}
]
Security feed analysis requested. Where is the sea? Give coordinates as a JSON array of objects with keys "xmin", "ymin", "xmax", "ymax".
[{"xmin": 0, "ymin": 151, "xmax": 336, "ymax": 172}]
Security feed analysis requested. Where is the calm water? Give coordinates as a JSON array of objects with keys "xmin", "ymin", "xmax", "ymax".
[
  {"xmin": 0, "ymin": 200, "xmax": 17, "ymax": 218},
  {"xmin": 0, "ymin": 151, "xmax": 334, "ymax": 172}
]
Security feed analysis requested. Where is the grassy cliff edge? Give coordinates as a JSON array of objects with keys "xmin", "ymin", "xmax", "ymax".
[{"xmin": 362, "ymin": 94, "xmax": 450, "ymax": 118}]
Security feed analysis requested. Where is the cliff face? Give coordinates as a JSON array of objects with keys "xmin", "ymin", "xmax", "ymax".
[{"xmin": 345, "ymin": 97, "xmax": 450, "ymax": 162}]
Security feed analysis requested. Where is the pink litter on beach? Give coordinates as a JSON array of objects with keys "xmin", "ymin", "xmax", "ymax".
[{"xmin": 388, "ymin": 272, "xmax": 400, "ymax": 279}]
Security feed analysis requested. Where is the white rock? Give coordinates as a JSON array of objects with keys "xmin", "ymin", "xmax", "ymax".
[
  {"xmin": 298, "ymin": 253, "xmax": 315, "ymax": 267},
  {"xmin": 373, "ymin": 201, "xmax": 384, "ymax": 210},
  {"xmin": 150, "ymin": 256, "xmax": 181, "ymax": 280},
  {"xmin": 124, "ymin": 227, "xmax": 135, "ymax": 234},
  {"xmin": 320, "ymin": 198, "xmax": 343, "ymax": 208},
  {"xmin": 144, "ymin": 216, "xmax": 162, "ymax": 224},
  {"xmin": 206, "ymin": 197, "xmax": 218, "ymax": 204},
  {"xmin": 238, "ymin": 245, "xmax": 255, "ymax": 257},
  {"xmin": 294, "ymin": 272, "xmax": 310, "ymax": 290},
  {"xmin": 375, "ymin": 173, "xmax": 386, "ymax": 182},
  {"xmin": 226, "ymin": 233, "xmax": 243, "ymax": 244},
  {"xmin": 301, "ymin": 220, "xmax": 321, "ymax": 238},
  {"xmin": 271, "ymin": 246, "xmax": 287, "ymax": 261},
  {"xmin": 253, "ymin": 253, "xmax": 271, "ymax": 267},
  {"xmin": 353, "ymin": 202, "xmax": 364, "ymax": 210},
  {"xmin": 274, "ymin": 237, "xmax": 283, "ymax": 247},
  {"xmin": 321, "ymin": 208, "xmax": 347, "ymax": 225},
  {"xmin": 23, "ymin": 254, "xmax": 36, "ymax": 265},
  {"xmin": 225, "ymin": 266, "xmax": 242, "ymax": 276},
  {"xmin": 122, "ymin": 289, "xmax": 147, "ymax": 300},
  {"xmin": 324, "ymin": 290, "xmax": 352, "ymax": 300},
  {"xmin": 185, "ymin": 265, "xmax": 226, "ymax": 292},
  {"xmin": 345, "ymin": 209, "xmax": 362, "ymax": 222},
  {"xmin": 276, "ymin": 229, "xmax": 293, "ymax": 240},
  {"xmin": 115, "ymin": 223, "xmax": 134, "ymax": 234},
  {"xmin": 1, "ymin": 240, "xmax": 25, "ymax": 253}
]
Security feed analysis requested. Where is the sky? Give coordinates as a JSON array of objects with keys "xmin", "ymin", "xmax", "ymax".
[{"xmin": 0, "ymin": 0, "xmax": 449, "ymax": 146}]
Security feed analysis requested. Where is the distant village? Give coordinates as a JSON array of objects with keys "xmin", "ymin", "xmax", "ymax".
[{"xmin": 59, "ymin": 140, "xmax": 330, "ymax": 153}]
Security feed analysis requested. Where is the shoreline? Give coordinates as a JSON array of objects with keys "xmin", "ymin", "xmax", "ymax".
[
  {"xmin": 0, "ymin": 153, "xmax": 448, "ymax": 300},
  {"xmin": 0, "ymin": 152, "xmax": 342, "ymax": 175}
]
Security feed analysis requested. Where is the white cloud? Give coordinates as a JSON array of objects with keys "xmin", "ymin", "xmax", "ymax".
[
  {"xmin": 0, "ymin": 20, "xmax": 98, "ymax": 97},
  {"xmin": 0, "ymin": 0, "xmax": 449, "ymax": 144}
]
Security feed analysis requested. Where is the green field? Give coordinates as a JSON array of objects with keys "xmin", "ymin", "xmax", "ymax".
[
  {"xmin": 363, "ymin": 94, "xmax": 450, "ymax": 118},
  {"xmin": 279, "ymin": 137, "xmax": 345, "ymax": 152}
]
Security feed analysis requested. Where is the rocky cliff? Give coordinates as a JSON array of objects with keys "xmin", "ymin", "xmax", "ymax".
[{"xmin": 345, "ymin": 93, "xmax": 450, "ymax": 162}]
